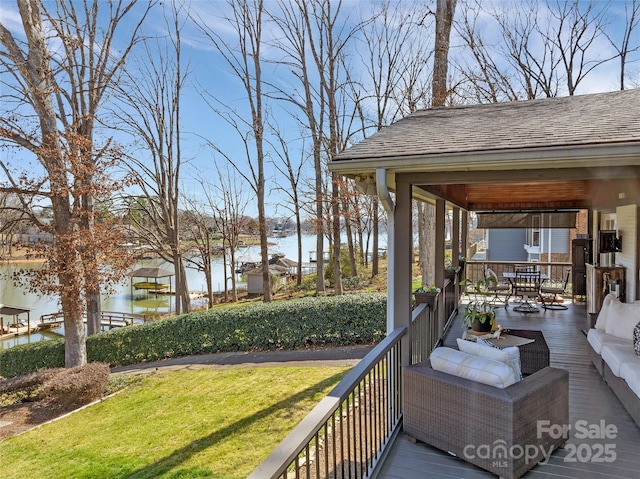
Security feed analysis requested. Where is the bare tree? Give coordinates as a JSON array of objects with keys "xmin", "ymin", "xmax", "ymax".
[
  {"xmin": 300, "ymin": 0, "xmax": 365, "ymax": 295},
  {"xmin": 183, "ymin": 163, "xmax": 250, "ymax": 304},
  {"xmin": 546, "ymin": 0, "xmax": 613, "ymax": 95},
  {"xmin": 180, "ymin": 198, "xmax": 216, "ymax": 306},
  {"xmin": 354, "ymin": 0, "xmax": 434, "ymax": 277},
  {"xmin": 269, "ymin": 124, "xmax": 308, "ymax": 287},
  {"xmin": 604, "ymin": 0, "xmax": 640, "ymax": 90},
  {"xmin": 268, "ymin": 0, "xmax": 327, "ymax": 294},
  {"xmin": 0, "ymin": 0, "xmax": 149, "ymax": 367},
  {"xmin": 210, "ymin": 164, "xmax": 250, "ymax": 302},
  {"xmin": 415, "ymin": 0, "xmax": 457, "ymax": 289},
  {"xmin": 113, "ymin": 2, "xmax": 191, "ymax": 314},
  {"xmin": 454, "ymin": 0, "xmax": 521, "ymax": 102},
  {"xmin": 0, "ymin": 192, "xmax": 28, "ymax": 258},
  {"xmin": 193, "ymin": 0, "xmax": 272, "ymax": 302},
  {"xmin": 457, "ymin": 0, "xmax": 637, "ymax": 102}
]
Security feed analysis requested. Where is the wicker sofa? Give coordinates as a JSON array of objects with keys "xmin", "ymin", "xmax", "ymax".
[
  {"xmin": 586, "ymin": 294, "xmax": 640, "ymax": 427},
  {"xmin": 403, "ymin": 358, "xmax": 569, "ymax": 479}
]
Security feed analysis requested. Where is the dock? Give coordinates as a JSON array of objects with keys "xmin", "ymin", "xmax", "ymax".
[
  {"xmin": 39, "ymin": 311, "xmax": 148, "ymax": 331},
  {"xmin": 0, "ymin": 305, "xmax": 33, "ymax": 337}
]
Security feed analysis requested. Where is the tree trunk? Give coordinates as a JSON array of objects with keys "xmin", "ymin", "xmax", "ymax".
[
  {"xmin": 230, "ymin": 245, "xmax": 238, "ymax": 302},
  {"xmin": 259, "ymin": 206, "xmax": 271, "ymax": 301},
  {"xmin": 296, "ymin": 208, "xmax": 303, "ymax": 287},
  {"xmin": 332, "ymin": 173, "xmax": 343, "ymax": 295},
  {"xmin": 176, "ymin": 257, "xmax": 190, "ymax": 313},
  {"xmin": 422, "ymin": 0, "xmax": 456, "ymax": 287},
  {"xmin": 222, "ymin": 248, "xmax": 230, "ymax": 302},
  {"xmin": 432, "ymin": 0, "xmax": 457, "ymax": 106},
  {"xmin": 86, "ymin": 292, "xmax": 100, "ymax": 335},
  {"xmin": 372, "ymin": 197, "xmax": 379, "ymax": 277},
  {"xmin": 345, "ymin": 212, "xmax": 357, "ymax": 278}
]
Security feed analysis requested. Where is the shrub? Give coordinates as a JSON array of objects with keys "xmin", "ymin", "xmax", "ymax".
[
  {"xmin": 0, "ymin": 293, "xmax": 387, "ymax": 377},
  {"xmin": 343, "ymin": 276, "xmax": 370, "ymax": 290},
  {"xmin": 0, "ymin": 338, "xmax": 65, "ymax": 378},
  {"xmin": 295, "ymin": 273, "xmax": 317, "ymax": 291},
  {"xmin": 41, "ymin": 362, "xmax": 110, "ymax": 408},
  {"xmin": 0, "ymin": 368, "xmax": 61, "ymax": 406}
]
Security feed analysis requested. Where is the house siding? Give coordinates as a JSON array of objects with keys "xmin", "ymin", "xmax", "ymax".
[
  {"xmin": 486, "ymin": 229, "xmax": 528, "ymax": 261},
  {"xmin": 540, "ymin": 229, "xmax": 570, "ymax": 262}
]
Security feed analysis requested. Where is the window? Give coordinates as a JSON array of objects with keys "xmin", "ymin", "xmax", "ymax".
[{"xmin": 529, "ymin": 215, "xmax": 541, "ymax": 247}]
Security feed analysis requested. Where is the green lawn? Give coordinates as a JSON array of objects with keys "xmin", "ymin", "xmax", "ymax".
[{"xmin": 1, "ymin": 366, "xmax": 349, "ymax": 478}]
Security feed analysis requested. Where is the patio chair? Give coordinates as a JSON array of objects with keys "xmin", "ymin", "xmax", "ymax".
[
  {"xmin": 539, "ymin": 268, "xmax": 570, "ymax": 310},
  {"xmin": 513, "ymin": 269, "xmax": 541, "ymax": 313},
  {"xmin": 484, "ymin": 268, "xmax": 511, "ymax": 307}
]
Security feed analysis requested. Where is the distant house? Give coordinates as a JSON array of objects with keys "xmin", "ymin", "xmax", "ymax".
[
  {"xmin": 246, "ymin": 255, "xmax": 297, "ymax": 295},
  {"xmin": 484, "ymin": 210, "xmax": 588, "ymax": 262}
]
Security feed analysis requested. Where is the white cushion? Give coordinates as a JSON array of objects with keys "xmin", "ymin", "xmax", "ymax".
[
  {"xmin": 430, "ymin": 347, "xmax": 517, "ymax": 389},
  {"xmin": 604, "ymin": 299, "xmax": 640, "ymax": 339},
  {"xmin": 587, "ymin": 328, "xmax": 630, "ymax": 354},
  {"xmin": 458, "ymin": 337, "xmax": 522, "ymax": 381},
  {"xmin": 619, "ymin": 361, "xmax": 640, "ymax": 397},
  {"xmin": 601, "ymin": 343, "xmax": 639, "ymax": 377},
  {"xmin": 594, "ymin": 294, "xmax": 616, "ymax": 331}
]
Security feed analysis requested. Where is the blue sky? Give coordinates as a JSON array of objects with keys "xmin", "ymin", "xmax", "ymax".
[{"xmin": 1, "ymin": 0, "xmax": 639, "ymax": 219}]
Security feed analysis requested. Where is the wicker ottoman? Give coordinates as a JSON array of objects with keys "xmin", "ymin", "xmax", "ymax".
[{"xmin": 507, "ymin": 329, "xmax": 550, "ymax": 376}]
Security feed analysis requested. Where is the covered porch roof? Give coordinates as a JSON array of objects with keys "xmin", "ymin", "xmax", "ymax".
[
  {"xmin": 330, "ymin": 88, "xmax": 640, "ymax": 369},
  {"xmin": 331, "ymin": 89, "xmax": 640, "ymax": 211}
]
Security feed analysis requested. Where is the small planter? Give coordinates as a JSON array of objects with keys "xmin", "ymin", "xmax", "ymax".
[
  {"xmin": 414, "ymin": 291, "xmax": 438, "ymax": 306},
  {"xmin": 444, "ymin": 266, "xmax": 461, "ymax": 280}
]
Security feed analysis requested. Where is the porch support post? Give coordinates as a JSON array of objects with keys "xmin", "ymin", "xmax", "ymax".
[
  {"xmin": 435, "ymin": 199, "xmax": 446, "ymax": 333},
  {"xmin": 393, "ymin": 176, "xmax": 413, "ymax": 368},
  {"xmin": 461, "ymin": 210, "xmax": 468, "ymax": 259},
  {"xmin": 452, "ymin": 207, "xmax": 460, "ymax": 267},
  {"xmin": 635, "ymin": 205, "xmax": 640, "ymax": 301},
  {"xmin": 377, "ymin": 168, "xmax": 396, "ymax": 334},
  {"xmin": 453, "ymin": 207, "xmax": 461, "ymax": 302}
]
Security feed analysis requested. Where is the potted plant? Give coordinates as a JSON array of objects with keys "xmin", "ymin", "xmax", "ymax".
[
  {"xmin": 460, "ymin": 278, "xmax": 497, "ymax": 335},
  {"xmin": 413, "ymin": 285, "xmax": 440, "ymax": 306}
]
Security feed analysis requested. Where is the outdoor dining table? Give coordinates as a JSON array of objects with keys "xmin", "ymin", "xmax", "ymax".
[
  {"xmin": 502, "ymin": 271, "xmax": 549, "ymax": 312},
  {"xmin": 502, "ymin": 272, "xmax": 549, "ymax": 281}
]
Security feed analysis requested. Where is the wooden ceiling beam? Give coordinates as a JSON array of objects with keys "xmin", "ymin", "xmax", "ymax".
[{"xmin": 398, "ymin": 166, "xmax": 640, "ymax": 186}]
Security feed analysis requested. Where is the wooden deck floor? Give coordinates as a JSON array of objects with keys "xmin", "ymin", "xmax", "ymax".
[{"xmin": 376, "ymin": 300, "xmax": 640, "ymax": 479}]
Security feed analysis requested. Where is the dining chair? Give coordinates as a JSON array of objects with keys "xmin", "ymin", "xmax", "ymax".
[
  {"xmin": 484, "ymin": 268, "xmax": 512, "ymax": 307},
  {"xmin": 539, "ymin": 268, "xmax": 571, "ymax": 310},
  {"xmin": 513, "ymin": 270, "xmax": 541, "ymax": 313}
]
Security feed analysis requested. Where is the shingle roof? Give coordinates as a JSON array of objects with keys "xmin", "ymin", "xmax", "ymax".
[{"xmin": 334, "ymin": 89, "xmax": 640, "ymax": 162}]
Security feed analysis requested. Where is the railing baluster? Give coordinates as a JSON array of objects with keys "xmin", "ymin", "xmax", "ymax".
[{"xmin": 357, "ymin": 383, "xmax": 364, "ymax": 478}]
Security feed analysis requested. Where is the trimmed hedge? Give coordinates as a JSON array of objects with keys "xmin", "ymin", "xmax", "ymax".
[{"xmin": 0, "ymin": 293, "xmax": 386, "ymax": 378}]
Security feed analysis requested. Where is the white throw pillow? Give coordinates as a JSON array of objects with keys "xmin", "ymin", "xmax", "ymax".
[
  {"xmin": 604, "ymin": 299, "xmax": 640, "ymax": 340},
  {"xmin": 594, "ymin": 294, "xmax": 616, "ymax": 331},
  {"xmin": 457, "ymin": 338, "xmax": 522, "ymax": 382},
  {"xmin": 430, "ymin": 347, "xmax": 517, "ymax": 389}
]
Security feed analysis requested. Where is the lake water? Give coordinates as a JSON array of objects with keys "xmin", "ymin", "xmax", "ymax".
[{"xmin": 0, "ymin": 234, "xmax": 319, "ymax": 350}]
